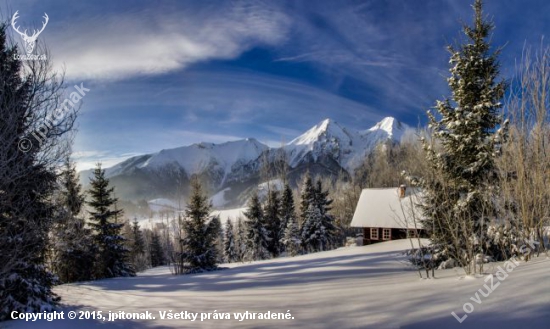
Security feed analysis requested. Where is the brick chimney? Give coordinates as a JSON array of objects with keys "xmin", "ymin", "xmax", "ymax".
[{"xmin": 398, "ymin": 184, "xmax": 406, "ymax": 198}]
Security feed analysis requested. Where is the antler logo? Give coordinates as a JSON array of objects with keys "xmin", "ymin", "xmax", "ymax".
[{"xmin": 11, "ymin": 11, "xmax": 49, "ymax": 55}]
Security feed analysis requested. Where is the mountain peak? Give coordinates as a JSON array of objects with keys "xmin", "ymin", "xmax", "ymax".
[
  {"xmin": 369, "ymin": 116, "xmax": 402, "ymax": 133},
  {"xmin": 288, "ymin": 118, "xmax": 345, "ymax": 146},
  {"xmin": 319, "ymin": 118, "xmax": 333, "ymax": 128}
]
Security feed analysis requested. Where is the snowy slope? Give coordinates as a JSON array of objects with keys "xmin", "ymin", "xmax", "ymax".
[
  {"xmin": 212, "ymin": 207, "xmax": 247, "ymax": 224},
  {"xmin": 9, "ymin": 240, "xmax": 550, "ymax": 329},
  {"xmin": 105, "ymin": 138, "xmax": 268, "ymax": 182},
  {"xmin": 210, "ymin": 188, "xmax": 232, "ymax": 208}
]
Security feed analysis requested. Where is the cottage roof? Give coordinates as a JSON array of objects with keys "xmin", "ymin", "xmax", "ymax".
[{"xmin": 350, "ymin": 187, "xmax": 424, "ymax": 229}]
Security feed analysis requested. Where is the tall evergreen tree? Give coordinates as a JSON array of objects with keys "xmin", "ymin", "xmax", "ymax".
[
  {"xmin": 0, "ymin": 23, "xmax": 72, "ymax": 318},
  {"xmin": 180, "ymin": 178, "xmax": 220, "ymax": 272},
  {"xmin": 132, "ymin": 219, "xmax": 145, "ymax": 253},
  {"xmin": 264, "ymin": 190, "xmax": 281, "ymax": 257},
  {"xmin": 235, "ymin": 217, "xmax": 247, "ymax": 262},
  {"xmin": 52, "ymin": 158, "xmax": 95, "ymax": 283},
  {"xmin": 88, "ymin": 164, "xmax": 135, "ymax": 278},
  {"xmin": 280, "ymin": 183, "xmax": 297, "ymax": 253},
  {"xmin": 314, "ymin": 179, "xmax": 337, "ymax": 248},
  {"xmin": 301, "ymin": 204, "xmax": 324, "ymax": 252},
  {"xmin": 244, "ymin": 194, "xmax": 270, "ymax": 261},
  {"xmin": 223, "ymin": 219, "xmax": 238, "ymax": 263},
  {"xmin": 282, "ymin": 214, "xmax": 301, "ymax": 257},
  {"xmin": 300, "ymin": 179, "xmax": 337, "ymax": 252},
  {"xmin": 150, "ymin": 231, "xmax": 166, "ymax": 267},
  {"xmin": 299, "ymin": 173, "xmax": 315, "ymax": 224},
  {"xmin": 129, "ymin": 218, "xmax": 147, "ymax": 271},
  {"xmin": 419, "ymin": 0, "xmax": 507, "ymax": 269}
]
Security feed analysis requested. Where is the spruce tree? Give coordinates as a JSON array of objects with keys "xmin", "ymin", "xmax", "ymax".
[
  {"xmin": 130, "ymin": 218, "xmax": 147, "ymax": 271},
  {"xmin": 52, "ymin": 158, "xmax": 95, "ymax": 283},
  {"xmin": 419, "ymin": 0, "xmax": 507, "ymax": 270},
  {"xmin": 88, "ymin": 164, "xmax": 135, "ymax": 278},
  {"xmin": 244, "ymin": 194, "xmax": 270, "ymax": 261},
  {"xmin": 280, "ymin": 183, "xmax": 298, "ymax": 254},
  {"xmin": 131, "ymin": 218, "xmax": 145, "ymax": 255},
  {"xmin": 282, "ymin": 215, "xmax": 301, "ymax": 257},
  {"xmin": 223, "ymin": 219, "xmax": 238, "ymax": 263},
  {"xmin": 150, "ymin": 232, "xmax": 166, "ymax": 267},
  {"xmin": 301, "ymin": 204, "xmax": 324, "ymax": 252},
  {"xmin": 264, "ymin": 190, "xmax": 281, "ymax": 257},
  {"xmin": 180, "ymin": 178, "xmax": 220, "ymax": 272},
  {"xmin": 314, "ymin": 179, "xmax": 337, "ymax": 249},
  {"xmin": 0, "ymin": 24, "xmax": 61, "ymax": 319},
  {"xmin": 299, "ymin": 173, "xmax": 315, "ymax": 224},
  {"xmin": 300, "ymin": 179, "xmax": 337, "ymax": 252},
  {"xmin": 235, "ymin": 217, "xmax": 247, "ymax": 262}
]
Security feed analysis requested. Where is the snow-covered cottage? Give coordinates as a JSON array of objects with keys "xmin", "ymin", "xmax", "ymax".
[{"xmin": 350, "ymin": 185, "xmax": 426, "ymax": 245}]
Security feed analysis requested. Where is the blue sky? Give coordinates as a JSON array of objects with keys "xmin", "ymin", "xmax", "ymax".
[{"xmin": 5, "ymin": 0, "xmax": 549, "ymax": 170}]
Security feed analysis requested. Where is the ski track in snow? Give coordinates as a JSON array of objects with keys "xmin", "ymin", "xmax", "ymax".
[{"xmin": 6, "ymin": 240, "xmax": 550, "ymax": 328}]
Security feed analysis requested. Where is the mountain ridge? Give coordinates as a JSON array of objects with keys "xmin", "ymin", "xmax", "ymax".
[{"xmin": 79, "ymin": 117, "xmax": 411, "ymax": 207}]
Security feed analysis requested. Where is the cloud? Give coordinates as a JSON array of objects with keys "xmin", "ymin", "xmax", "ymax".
[
  {"xmin": 49, "ymin": 0, "xmax": 291, "ymax": 81},
  {"xmin": 73, "ymin": 150, "xmax": 143, "ymax": 171}
]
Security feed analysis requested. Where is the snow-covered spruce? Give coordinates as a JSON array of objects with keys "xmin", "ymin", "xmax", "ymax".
[
  {"xmin": 149, "ymin": 231, "xmax": 166, "ymax": 267},
  {"xmin": 224, "ymin": 219, "xmax": 238, "ymax": 263},
  {"xmin": 0, "ymin": 23, "xmax": 79, "ymax": 318},
  {"xmin": 264, "ymin": 189, "xmax": 282, "ymax": 257},
  {"xmin": 300, "ymin": 175, "xmax": 337, "ymax": 253},
  {"xmin": 128, "ymin": 218, "xmax": 148, "ymax": 272},
  {"xmin": 88, "ymin": 164, "xmax": 135, "ymax": 279},
  {"xmin": 51, "ymin": 158, "xmax": 95, "ymax": 283},
  {"xmin": 280, "ymin": 183, "xmax": 301, "ymax": 256},
  {"xmin": 244, "ymin": 194, "xmax": 271, "ymax": 261},
  {"xmin": 178, "ymin": 178, "xmax": 221, "ymax": 273},
  {"xmin": 235, "ymin": 217, "xmax": 247, "ymax": 262},
  {"xmin": 416, "ymin": 0, "xmax": 508, "ymax": 275}
]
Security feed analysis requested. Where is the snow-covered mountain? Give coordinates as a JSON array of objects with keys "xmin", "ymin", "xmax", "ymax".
[
  {"xmin": 105, "ymin": 138, "xmax": 268, "ymax": 187},
  {"xmin": 284, "ymin": 117, "xmax": 407, "ymax": 172},
  {"xmin": 80, "ymin": 117, "xmax": 409, "ymax": 208}
]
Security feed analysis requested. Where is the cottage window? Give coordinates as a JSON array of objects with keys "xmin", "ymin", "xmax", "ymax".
[
  {"xmin": 382, "ymin": 228, "xmax": 391, "ymax": 240},
  {"xmin": 370, "ymin": 228, "xmax": 379, "ymax": 240},
  {"xmin": 408, "ymin": 229, "xmax": 418, "ymax": 238}
]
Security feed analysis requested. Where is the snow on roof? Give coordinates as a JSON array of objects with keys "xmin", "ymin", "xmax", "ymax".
[{"xmin": 350, "ymin": 187, "xmax": 424, "ymax": 229}]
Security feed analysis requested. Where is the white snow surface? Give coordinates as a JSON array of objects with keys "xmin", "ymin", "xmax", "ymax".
[
  {"xmin": 8, "ymin": 239, "xmax": 550, "ymax": 328},
  {"xmin": 212, "ymin": 207, "xmax": 246, "ymax": 224},
  {"xmin": 210, "ymin": 188, "xmax": 231, "ymax": 208}
]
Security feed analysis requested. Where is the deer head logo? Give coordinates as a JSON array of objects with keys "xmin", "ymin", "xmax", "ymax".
[{"xmin": 11, "ymin": 11, "xmax": 49, "ymax": 55}]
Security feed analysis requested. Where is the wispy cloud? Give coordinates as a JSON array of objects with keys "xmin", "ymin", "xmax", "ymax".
[
  {"xmin": 48, "ymin": 0, "xmax": 290, "ymax": 81},
  {"xmin": 73, "ymin": 150, "xmax": 144, "ymax": 171}
]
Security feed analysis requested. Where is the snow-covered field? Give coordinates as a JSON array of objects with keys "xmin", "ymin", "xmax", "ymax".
[{"xmin": 6, "ymin": 240, "xmax": 550, "ymax": 328}]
